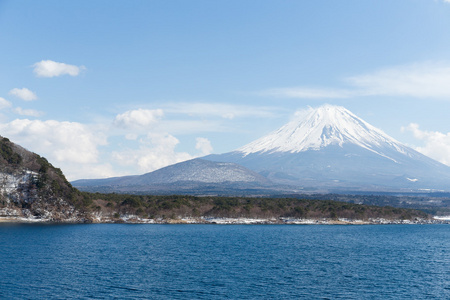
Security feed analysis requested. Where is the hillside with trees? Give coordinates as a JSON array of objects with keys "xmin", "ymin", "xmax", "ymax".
[
  {"xmin": 0, "ymin": 137, "xmax": 92, "ymax": 221},
  {"xmin": 83, "ymin": 193, "xmax": 431, "ymax": 223}
]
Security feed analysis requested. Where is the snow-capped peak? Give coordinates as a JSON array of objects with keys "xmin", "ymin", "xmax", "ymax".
[{"xmin": 237, "ymin": 104, "xmax": 408, "ymax": 157}]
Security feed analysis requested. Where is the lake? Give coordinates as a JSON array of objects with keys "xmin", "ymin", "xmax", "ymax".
[{"xmin": 0, "ymin": 224, "xmax": 449, "ymax": 299}]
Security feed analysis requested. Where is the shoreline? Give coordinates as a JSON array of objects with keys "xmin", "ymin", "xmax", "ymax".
[{"xmin": 1, "ymin": 216, "xmax": 448, "ymax": 225}]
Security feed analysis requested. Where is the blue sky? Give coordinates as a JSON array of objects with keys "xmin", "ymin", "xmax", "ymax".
[{"xmin": 2, "ymin": 0, "xmax": 450, "ymax": 180}]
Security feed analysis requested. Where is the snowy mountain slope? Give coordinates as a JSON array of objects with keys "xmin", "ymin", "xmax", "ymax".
[
  {"xmin": 136, "ymin": 158, "xmax": 271, "ymax": 184},
  {"xmin": 238, "ymin": 104, "xmax": 410, "ymax": 160},
  {"xmin": 72, "ymin": 158, "xmax": 273, "ymax": 193},
  {"xmin": 205, "ymin": 105, "xmax": 450, "ymax": 191}
]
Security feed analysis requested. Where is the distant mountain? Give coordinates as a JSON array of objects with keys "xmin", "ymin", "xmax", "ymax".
[
  {"xmin": 72, "ymin": 158, "xmax": 276, "ymax": 194},
  {"xmin": 237, "ymin": 104, "xmax": 409, "ymax": 155},
  {"xmin": 74, "ymin": 105, "xmax": 450, "ymax": 194},
  {"xmin": 205, "ymin": 105, "xmax": 450, "ymax": 192},
  {"xmin": 0, "ymin": 136, "xmax": 90, "ymax": 221}
]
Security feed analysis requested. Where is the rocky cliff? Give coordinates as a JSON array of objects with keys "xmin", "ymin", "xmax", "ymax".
[{"xmin": 0, "ymin": 137, "xmax": 91, "ymax": 222}]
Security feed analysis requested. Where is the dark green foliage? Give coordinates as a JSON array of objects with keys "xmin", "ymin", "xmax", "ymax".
[
  {"xmin": 293, "ymin": 206, "xmax": 305, "ymax": 217},
  {"xmin": 121, "ymin": 197, "xmax": 142, "ymax": 207},
  {"xmin": 29, "ymin": 153, "xmax": 92, "ymax": 209},
  {"xmin": 0, "ymin": 135, "xmax": 99, "ymax": 221},
  {"xmin": 135, "ymin": 207, "xmax": 145, "ymax": 216},
  {"xmin": 37, "ymin": 156, "xmax": 50, "ymax": 174},
  {"xmin": 0, "ymin": 138, "xmax": 22, "ymax": 165}
]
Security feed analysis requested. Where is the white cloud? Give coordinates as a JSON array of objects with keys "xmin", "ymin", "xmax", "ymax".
[
  {"xmin": 33, "ymin": 60, "xmax": 85, "ymax": 77},
  {"xmin": 65, "ymin": 163, "xmax": 118, "ymax": 181},
  {"xmin": 0, "ymin": 97, "xmax": 12, "ymax": 110},
  {"xmin": 260, "ymin": 87, "xmax": 353, "ymax": 99},
  {"xmin": 402, "ymin": 123, "xmax": 450, "ymax": 166},
  {"xmin": 125, "ymin": 133, "xmax": 138, "ymax": 140},
  {"xmin": 0, "ymin": 119, "xmax": 111, "ymax": 180},
  {"xmin": 0, "ymin": 110, "xmax": 215, "ymax": 180},
  {"xmin": 0, "ymin": 119, "xmax": 106, "ymax": 165},
  {"xmin": 347, "ymin": 62, "xmax": 450, "ymax": 98},
  {"xmin": 262, "ymin": 61, "xmax": 450, "ymax": 99},
  {"xmin": 14, "ymin": 107, "xmax": 44, "ymax": 117},
  {"xmin": 163, "ymin": 102, "xmax": 279, "ymax": 119},
  {"xmin": 195, "ymin": 137, "xmax": 213, "ymax": 156},
  {"xmin": 112, "ymin": 103, "xmax": 283, "ymax": 137},
  {"xmin": 113, "ymin": 108, "xmax": 164, "ymax": 129},
  {"xmin": 159, "ymin": 119, "xmax": 227, "ymax": 135},
  {"xmin": 112, "ymin": 132, "xmax": 193, "ymax": 173},
  {"xmin": 9, "ymin": 88, "xmax": 37, "ymax": 101}
]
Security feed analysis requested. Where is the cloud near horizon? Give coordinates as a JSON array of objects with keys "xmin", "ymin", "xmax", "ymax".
[
  {"xmin": 262, "ymin": 61, "xmax": 450, "ymax": 100},
  {"xmin": 0, "ymin": 119, "xmax": 106, "ymax": 165},
  {"xmin": 111, "ymin": 132, "xmax": 214, "ymax": 174},
  {"xmin": 195, "ymin": 137, "xmax": 213, "ymax": 156},
  {"xmin": 0, "ymin": 105, "xmax": 217, "ymax": 180},
  {"xmin": 9, "ymin": 88, "xmax": 37, "ymax": 101},
  {"xmin": 112, "ymin": 132, "xmax": 194, "ymax": 173},
  {"xmin": 33, "ymin": 60, "xmax": 85, "ymax": 77},
  {"xmin": 402, "ymin": 123, "xmax": 450, "ymax": 166}
]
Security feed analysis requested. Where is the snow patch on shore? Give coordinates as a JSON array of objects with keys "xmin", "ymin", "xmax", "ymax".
[{"xmin": 433, "ymin": 215, "xmax": 450, "ymax": 221}]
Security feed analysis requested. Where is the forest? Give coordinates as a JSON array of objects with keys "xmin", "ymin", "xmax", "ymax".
[{"xmin": 82, "ymin": 192, "xmax": 430, "ymax": 221}]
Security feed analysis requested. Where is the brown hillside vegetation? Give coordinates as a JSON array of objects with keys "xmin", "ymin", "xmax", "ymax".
[{"xmin": 85, "ymin": 193, "xmax": 430, "ymax": 222}]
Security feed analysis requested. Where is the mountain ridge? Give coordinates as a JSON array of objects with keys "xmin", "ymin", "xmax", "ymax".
[
  {"xmin": 73, "ymin": 104, "xmax": 450, "ymax": 194},
  {"xmin": 206, "ymin": 105, "xmax": 450, "ymax": 191},
  {"xmin": 72, "ymin": 158, "xmax": 275, "ymax": 194}
]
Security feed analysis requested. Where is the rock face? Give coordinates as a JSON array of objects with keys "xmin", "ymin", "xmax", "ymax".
[
  {"xmin": 0, "ymin": 137, "xmax": 89, "ymax": 222},
  {"xmin": 205, "ymin": 105, "xmax": 450, "ymax": 192},
  {"xmin": 73, "ymin": 158, "xmax": 274, "ymax": 194}
]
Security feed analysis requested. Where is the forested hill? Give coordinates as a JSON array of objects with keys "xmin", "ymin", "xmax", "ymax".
[
  {"xmin": 0, "ymin": 136, "xmax": 92, "ymax": 221},
  {"xmin": 83, "ymin": 193, "xmax": 433, "ymax": 224}
]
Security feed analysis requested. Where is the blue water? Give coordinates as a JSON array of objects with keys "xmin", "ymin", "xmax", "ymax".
[{"xmin": 0, "ymin": 224, "xmax": 448, "ymax": 299}]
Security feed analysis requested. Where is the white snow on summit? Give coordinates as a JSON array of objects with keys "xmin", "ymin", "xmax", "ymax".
[{"xmin": 238, "ymin": 105, "xmax": 409, "ymax": 159}]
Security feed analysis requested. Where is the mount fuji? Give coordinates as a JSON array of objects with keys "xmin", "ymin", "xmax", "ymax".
[
  {"xmin": 73, "ymin": 105, "xmax": 450, "ymax": 194},
  {"xmin": 205, "ymin": 105, "xmax": 450, "ymax": 192}
]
